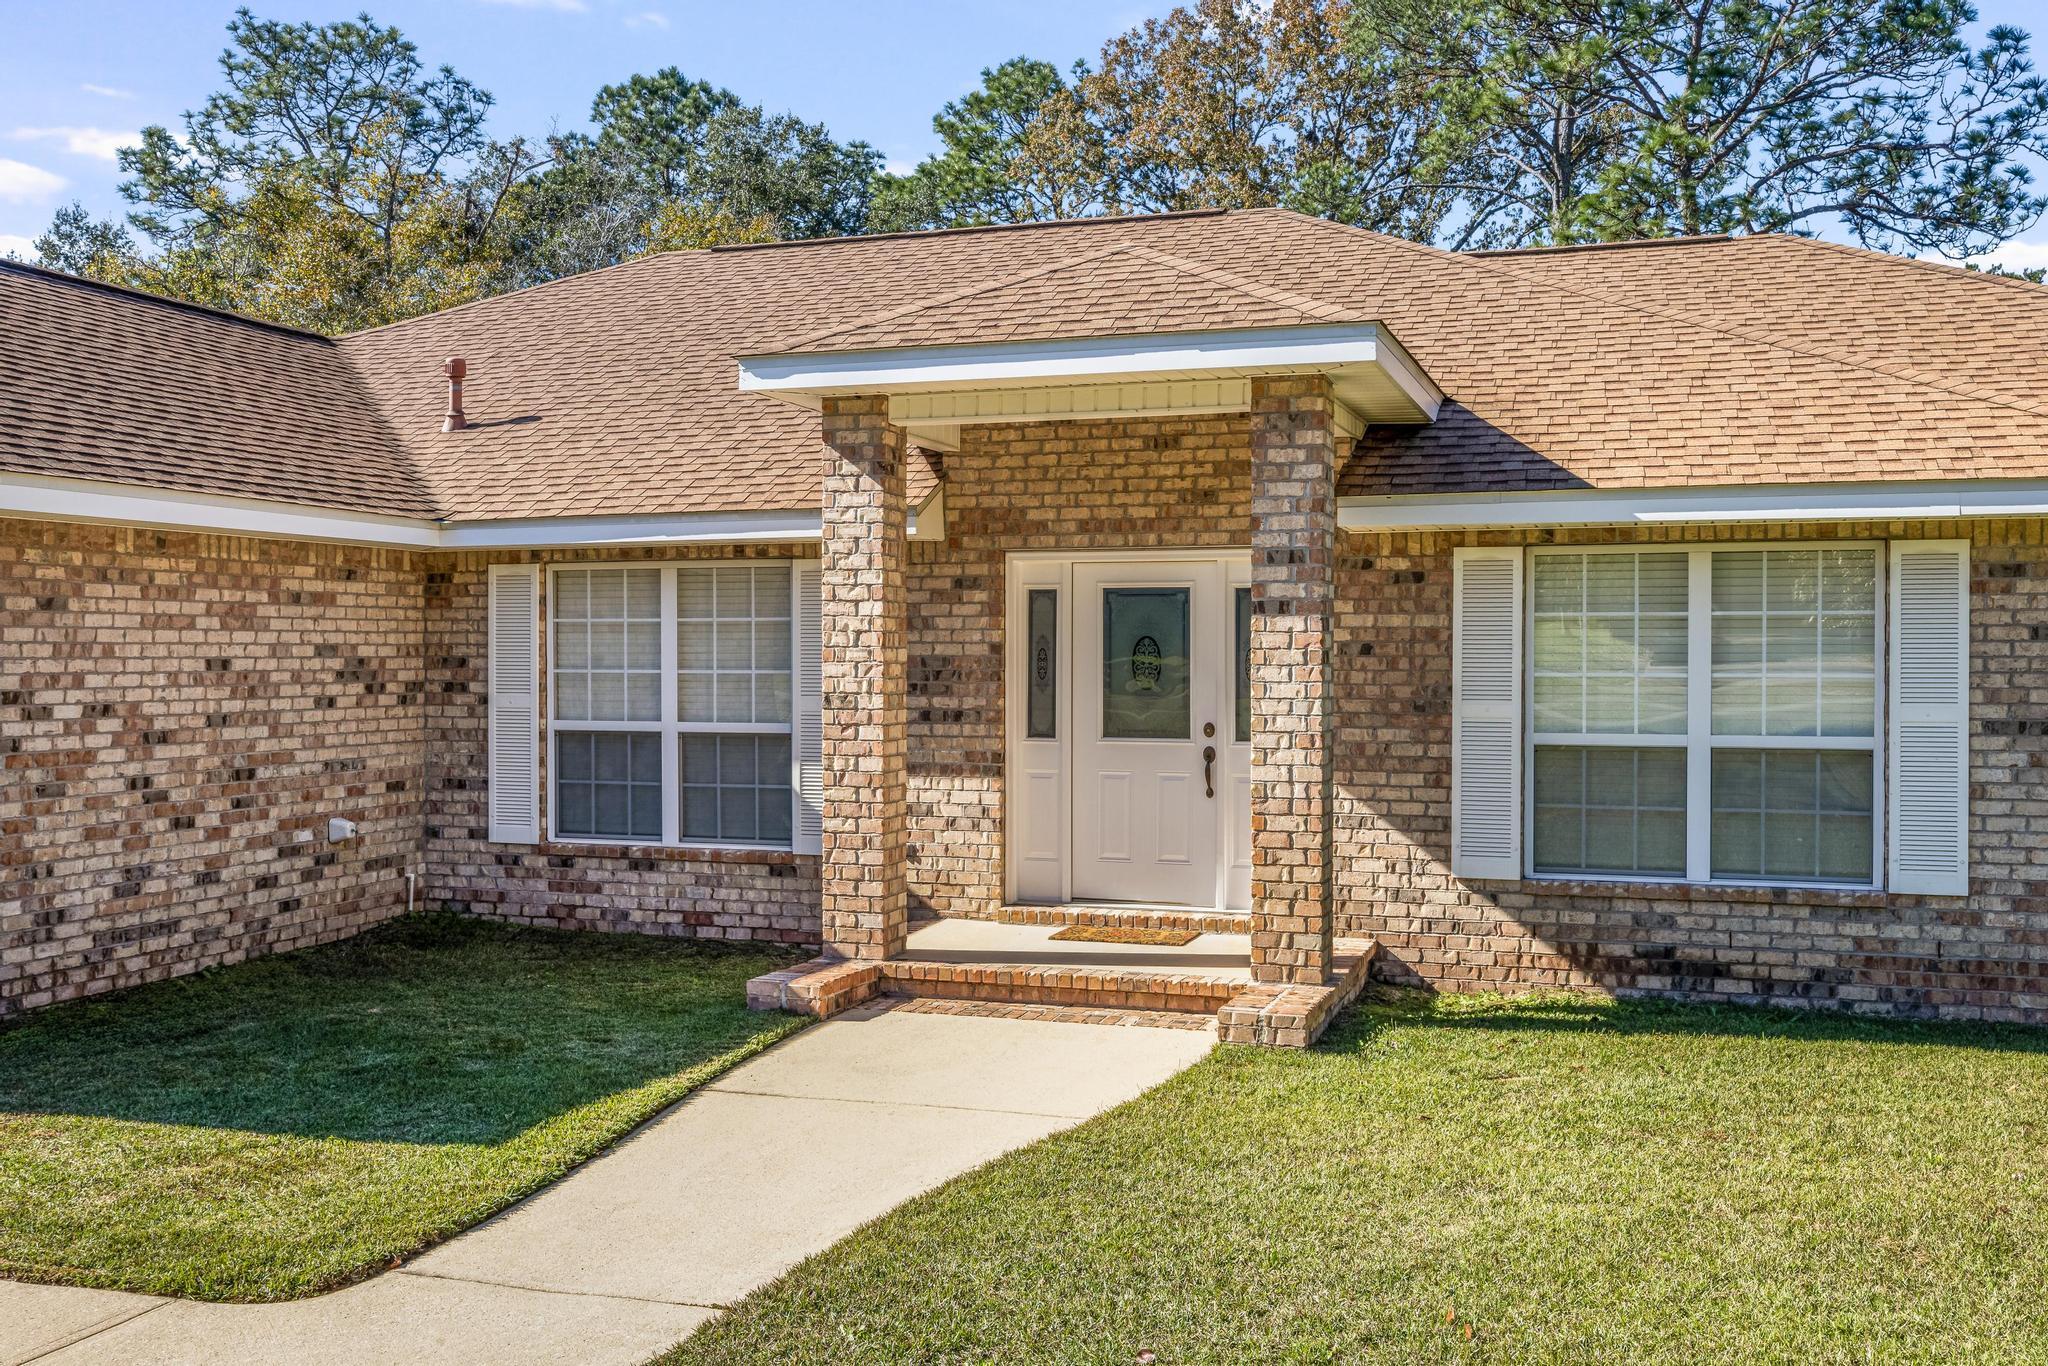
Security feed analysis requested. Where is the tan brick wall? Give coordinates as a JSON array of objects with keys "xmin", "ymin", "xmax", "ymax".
[
  {"xmin": 0, "ymin": 519, "xmax": 425, "ymax": 1015},
  {"xmin": 1336, "ymin": 519, "xmax": 2048, "ymax": 1023},
  {"xmin": 905, "ymin": 413, "xmax": 1254, "ymax": 916},
  {"xmin": 421, "ymin": 544, "xmax": 820, "ymax": 945},
  {"xmin": 819, "ymin": 397, "xmax": 908, "ymax": 959},
  {"xmin": 1248, "ymin": 377, "xmax": 1337, "ymax": 984}
]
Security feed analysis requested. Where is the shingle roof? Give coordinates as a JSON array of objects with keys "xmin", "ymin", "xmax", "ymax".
[
  {"xmin": 8, "ymin": 209, "xmax": 2048, "ymax": 524},
  {"xmin": 0, "ymin": 260, "xmax": 434, "ymax": 517}
]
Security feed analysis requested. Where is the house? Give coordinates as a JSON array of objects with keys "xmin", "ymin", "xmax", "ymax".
[{"xmin": 5, "ymin": 206, "xmax": 2046, "ymax": 1042}]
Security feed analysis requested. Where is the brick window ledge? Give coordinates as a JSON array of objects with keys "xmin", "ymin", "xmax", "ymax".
[
  {"xmin": 1474, "ymin": 877, "xmax": 1911, "ymax": 911},
  {"xmin": 530, "ymin": 839, "xmax": 819, "ymax": 869}
]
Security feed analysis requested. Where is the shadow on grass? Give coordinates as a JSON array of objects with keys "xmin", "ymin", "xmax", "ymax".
[
  {"xmin": 0, "ymin": 914, "xmax": 805, "ymax": 1145},
  {"xmin": 1313, "ymin": 984, "xmax": 2048, "ymax": 1059}
]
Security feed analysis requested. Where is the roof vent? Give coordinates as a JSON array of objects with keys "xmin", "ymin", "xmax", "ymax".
[{"xmin": 442, "ymin": 357, "xmax": 467, "ymax": 432}]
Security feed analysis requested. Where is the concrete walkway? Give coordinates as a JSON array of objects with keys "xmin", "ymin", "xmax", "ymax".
[{"xmin": 1, "ymin": 1005, "xmax": 1212, "ymax": 1366}]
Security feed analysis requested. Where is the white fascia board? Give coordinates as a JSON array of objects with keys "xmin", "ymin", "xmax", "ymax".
[
  {"xmin": 738, "ymin": 324, "xmax": 1388, "ymax": 397},
  {"xmin": 1340, "ymin": 479, "xmax": 2048, "ymax": 530},
  {"xmin": 0, "ymin": 471, "xmax": 831, "ymax": 550},
  {"xmin": 1369, "ymin": 332, "xmax": 1445, "ymax": 422},
  {"xmin": 0, "ymin": 471, "xmax": 443, "ymax": 547},
  {"xmin": 439, "ymin": 509, "xmax": 824, "ymax": 549}
]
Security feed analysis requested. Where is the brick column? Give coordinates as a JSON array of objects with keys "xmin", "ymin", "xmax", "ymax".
[
  {"xmin": 1248, "ymin": 376, "xmax": 1338, "ymax": 985},
  {"xmin": 819, "ymin": 395, "xmax": 908, "ymax": 960}
]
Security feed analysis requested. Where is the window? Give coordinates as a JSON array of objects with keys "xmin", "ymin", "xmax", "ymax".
[
  {"xmin": 550, "ymin": 562, "xmax": 798, "ymax": 848},
  {"xmin": 1529, "ymin": 546, "xmax": 1880, "ymax": 886}
]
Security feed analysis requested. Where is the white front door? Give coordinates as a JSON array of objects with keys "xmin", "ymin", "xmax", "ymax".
[{"xmin": 1071, "ymin": 560, "xmax": 1229, "ymax": 905}]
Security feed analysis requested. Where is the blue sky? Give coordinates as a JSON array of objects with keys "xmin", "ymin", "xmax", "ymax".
[{"xmin": 4, "ymin": 0, "xmax": 2048, "ymax": 267}]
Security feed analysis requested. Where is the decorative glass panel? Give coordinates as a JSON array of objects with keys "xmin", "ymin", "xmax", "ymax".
[
  {"xmin": 679, "ymin": 565, "xmax": 792, "ymax": 725},
  {"xmin": 1026, "ymin": 589, "xmax": 1057, "ymax": 739},
  {"xmin": 1531, "ymin": 745, "xmax": 1686, "ymax": 876},
  {"xmin": 681, "ymin": 734, "xmax": 792, "ymax": 844},
  {"xmin": 553, "ymin": 731, "xmax": 662, "ymax": 840},
  {"xmin": 1101, "ymin": 588, "xmax": 1191, "ymax": 740},
  {"xmin": 1235, "ymin": 586, "xmax": 1252, "ymax": 744},
  {"xmin": 1531, "ymin": 552, "xmax": 1688, "ymax": 735},
  {"xmin": 1710, "ymin": 748, "xmax": 1874, "ymax": 882},
  {"xmin": 1711, "ymin": 549, "xmax": 1876, "ymax": 738},
  {"xmin": 552, "ymin": 567, "xmax": 662, "ymax": 722}
]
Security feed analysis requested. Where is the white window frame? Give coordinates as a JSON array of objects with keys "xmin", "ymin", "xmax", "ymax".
[
  {"xmin": 1523, "ymin": 541, "xmax": 1886, "ymax": 890},
  {"xmin": 546, "ymin": 560, "xmax": 801, "ymax": 852}
]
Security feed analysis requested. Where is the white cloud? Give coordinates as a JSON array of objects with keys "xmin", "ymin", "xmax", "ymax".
[
  {"xmin": 1958, "ymin": 238, "xmax": 2048, "ymax": 274},
  {"xmin": 624, "ymin": 9, "xmax": 669, "ymax": 26},
  {"xmin": 0, "ymin": 233, "xmax": 37, "ymax": 260},
  {"xmin": 0, "ymin": 158, "xmax": 66, "ymax": 204},
  {"xmin": 12, "ymin": 126, "xmax": 142, "ymax": 162},
  {"xmin": 475, "ymin": 0, "xmax": 589, "ymax": 10},
  {"xmin": 883, "ymin": 158, "xmax": 916, "ymax": 176},
  {"xmin": 80, "ymin": 83, "xmax": 138, "ymax": 100}
]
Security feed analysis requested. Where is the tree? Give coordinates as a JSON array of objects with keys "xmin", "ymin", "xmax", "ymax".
[
  {"xmin": 868, "ymin": 58, "xmax": 1094, "ymax": 230},
  {"xmin": 31, "ymin": 203, "xmax": 137, "ymax": 275},
  {"xmin": 1357, "ymin": 0, "xmax": 2048, "ymax": 252},
  {"xmin": 1352, "ymin": 0, "xmax": 1639, "ymax": 246},
  {"xmin": 108, "ymin": 8, "xmax": 527, "ymax": 330},
  {"xmin": 1015, "ymin": 0, "xmax": 1450, "ymax": 236},
  {"xmin": 505, "ymin": 67, "xmax": 879, "ymax": 281}
]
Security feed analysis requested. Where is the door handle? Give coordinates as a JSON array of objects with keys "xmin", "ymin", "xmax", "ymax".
[{"xmin": 1203, "ymin": 745, "xmax": 1216, "ymax": 798}]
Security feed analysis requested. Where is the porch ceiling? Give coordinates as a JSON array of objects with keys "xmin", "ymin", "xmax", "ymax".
[{"xmin": 735, "ymin": 322, "xmax": 1443, "ymax": 451}]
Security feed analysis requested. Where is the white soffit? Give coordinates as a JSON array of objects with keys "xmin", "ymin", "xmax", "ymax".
[
  {"xmin": 1341, "ymin": 480, "xmax": 2048, "ymax": 530},
  {"xmin": 0, "ymin": 471, "xmax": 949, "ymax": 548},
  {"xmin": 737, "ymin": 323, "xmax": 1445, "ymax": 426}
]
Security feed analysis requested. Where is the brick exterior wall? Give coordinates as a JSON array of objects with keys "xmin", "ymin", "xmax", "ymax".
[
  {"xmin": 0, "ymin": 519, "xmax": 425, "ymax": 1015},
  {"xmin": 905, "ymin": 413, "xmax": 1254, "ymax": 917},
  {"xmin": 1248, "ymin": 377, "xmax": 1337, "ymax": 984},
  {"xmin": 1337, "ymin": 519, "xmax": 2048, "ymax": 1023},
  {"xmin": 819, "ymin": 397, "xmax": 909, "ymax": 959},
  {"xmin": 421, "ymin": 545, "xmax": 819, "ymax": 945},
  {"xmin": 12, "ymin": 421, "xmax": 2048, "ymax": 1028}
]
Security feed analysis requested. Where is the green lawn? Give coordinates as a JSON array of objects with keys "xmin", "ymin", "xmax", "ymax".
[
  {"xmin": 0, "ymin": 914, "xmax": 804, "ymax": 1302},
  {"xmin": 673, "ymin": 991, "xmax": 2048, "ymax": 1364}
]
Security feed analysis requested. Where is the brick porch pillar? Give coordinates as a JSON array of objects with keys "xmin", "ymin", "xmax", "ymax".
[
  {"xmin": 819, "ymin": 395, "xmax": 908, "ymax": 960},
  {"xmin": 1248, "ymin": 375, "xmax": 1338, "ymax": 985}
]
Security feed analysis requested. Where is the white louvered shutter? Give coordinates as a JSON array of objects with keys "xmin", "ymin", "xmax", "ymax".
[
  {"xmin": 487, "ymin": 564, "xmax": 542, "ymax": 844},
  {"xmin": 1888, "ymin": 541, "xmax": 1970, "ymax": 895},
  {"xmin": 792, "ymin": 559, "xmax": 824, "ymax": 855},
  {"xmin": 1451, "ymin": 546, "xmax": 1524, "ymax": 879}
]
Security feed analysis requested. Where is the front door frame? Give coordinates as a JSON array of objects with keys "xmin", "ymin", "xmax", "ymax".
[{"xmin": 1004, "ymin": 547, "xmax": 1253, "ymax": 909}]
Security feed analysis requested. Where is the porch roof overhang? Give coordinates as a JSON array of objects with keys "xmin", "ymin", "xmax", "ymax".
[{"xmin": 736, "ymin": 322, "xmax": 1443, "ymax": 451}]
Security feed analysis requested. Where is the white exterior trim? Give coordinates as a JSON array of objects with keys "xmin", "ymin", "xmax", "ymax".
[
  {"xmin": 739, "ymin": 323, "xmax": 1444, "ymax": 423},
  {"xmin": 0, "ymin": 471, "xmax": 445, "ymax": 547},
  {"xmin": 0, "ymin": 471, "xmax": 947, "ymax": 548},
  {"xmin": 1342, "ymin": 480, "xmax": 2048, "ymax": 530}
]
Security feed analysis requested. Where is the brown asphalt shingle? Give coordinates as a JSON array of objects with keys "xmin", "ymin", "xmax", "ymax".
[{"xmin": 8, "ymin": 208, "xmax": 2048, "ymax": 524}]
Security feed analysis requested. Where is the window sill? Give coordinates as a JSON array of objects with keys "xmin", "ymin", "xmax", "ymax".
[
  {"xmin": 1487, "ymin": 874, "xmax": 1891, "ymax": 908},
  {"xmin": 536, "ymin": 837, "xmax": 814, "ymax": 865}
]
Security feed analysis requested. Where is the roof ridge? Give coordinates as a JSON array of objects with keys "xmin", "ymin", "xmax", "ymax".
[
  {"xmin": 705, "ymin": 207, "xmax": 1230, "ymax": 253},
  {"xmin": 1758, "ymin": 232, "xmax": 2048, "ymax": 298},
  {"xmin": 1120, "ymin": 243, "xmax": 1357, "ymax": 323},
  {"xmin": 0, "ymin": 258, "xmax": 333, "ymax": 342},
  {"xmin": 1468, "ymin": 235, "xmax": 1733, "ymax": 258},
  {"xmin": 763, "ymin": 239, "xmax": 1147, "ymax": 354}
]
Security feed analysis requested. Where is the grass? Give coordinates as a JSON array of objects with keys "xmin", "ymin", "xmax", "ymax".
[
  {"xmin": 0, "ymin": 913, "xmax": 805, "ymax": 1302},
  {"xmin": 672, "ymin": 990, "xmax": 2048, "ymax": 1364}
]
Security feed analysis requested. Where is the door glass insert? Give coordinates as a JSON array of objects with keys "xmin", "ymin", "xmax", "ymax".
[
  {"xmin": 1101, "ymin": 587, "xmax": 1191, "ymax": 739},
  {"xmin": 1026, "ymin": 588, "xmax": 1057, "ymax": 739},
  {"xmin": 1234, "ymin": 586, "xmax": 1252, "ymax": 743}
]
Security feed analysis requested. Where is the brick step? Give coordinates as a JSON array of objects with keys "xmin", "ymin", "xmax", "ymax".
[
  {"xmin": 878, "ymin": 957, "xmax": 1245, "ymax": 1015},
  {"xmin": 748, "ymin": 939, "xmax": 1381, "ymax": 1049},
  {"xmin": 929, "ymin": 903, "xmax": 1254, "ymax": 936}
]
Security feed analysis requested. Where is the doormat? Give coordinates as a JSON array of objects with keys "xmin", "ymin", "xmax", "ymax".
[{"xmin": 1049, "ymin": 925, "xmax": 1200, "ymax": 946}]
